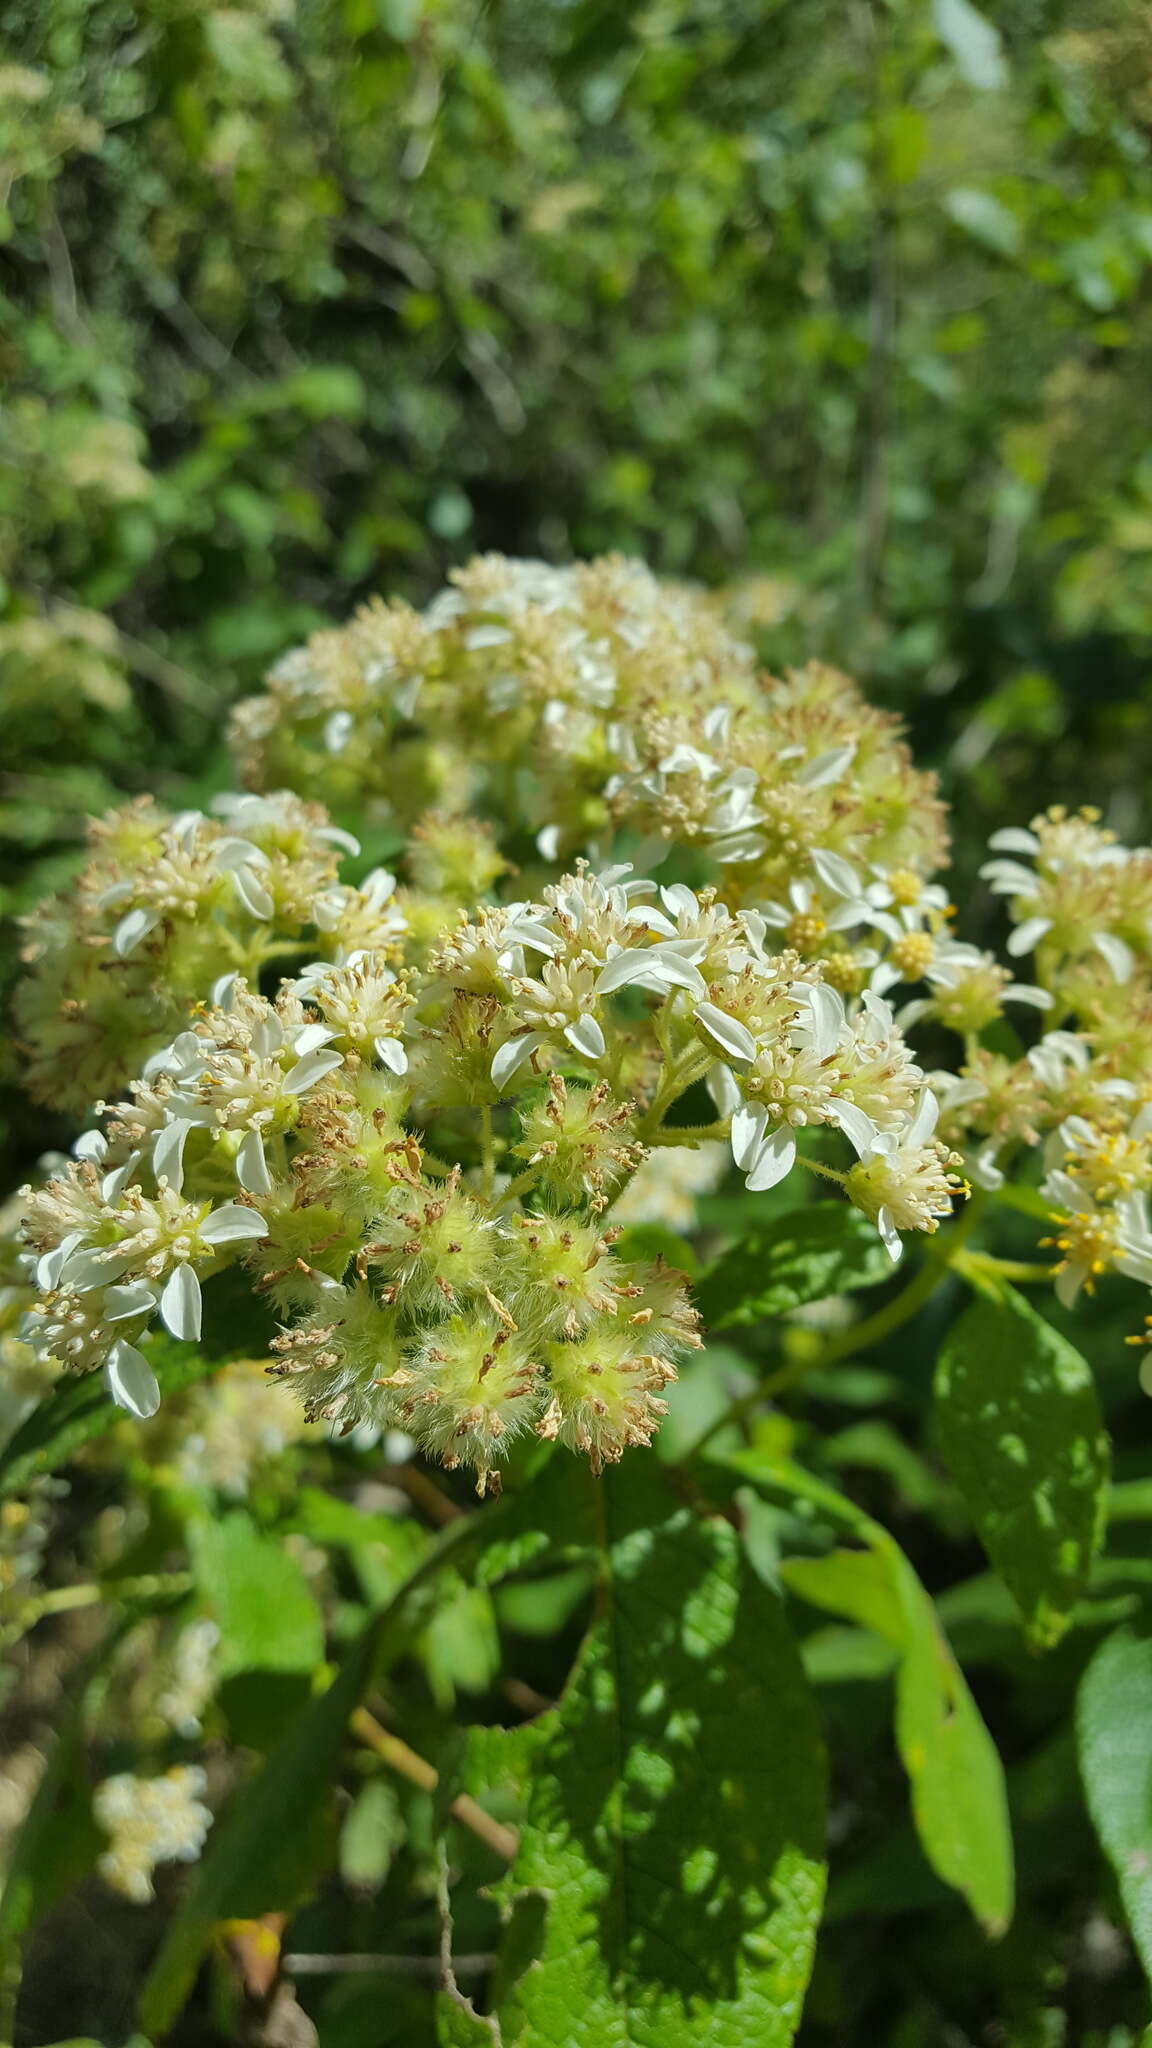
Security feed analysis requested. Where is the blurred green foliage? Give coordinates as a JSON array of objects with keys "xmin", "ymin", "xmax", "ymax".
[{"xmin": 3, "ymin": 0, "xmax": 1152, "ymax": 897}]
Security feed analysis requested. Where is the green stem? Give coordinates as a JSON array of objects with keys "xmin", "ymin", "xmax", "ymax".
[
  {"xmin": 1, "ymin": 1570, "xmax": 193, "ymax": 1649},
  {"xmin": 647, "ymin": 1120, "xmax": 729, "ymax": 1148},
  {"xmin": 479, "ymin": 1104, "xmax": 495, "ymax": 1199},
  {"xmin": 683, "ymin": 1195, "xmax": 986, "ymax": 1463},
  {"xmin": 955, "ymin": 1251, "xmax": 1053, "ymax": 1284},
  {"xmin": 637, "ymin": 1046, "xmax": 711, "ymax": 1141},
  {"xmin": 493, "ymin": 1162, "xmax": 544, "ymax": 1212}
]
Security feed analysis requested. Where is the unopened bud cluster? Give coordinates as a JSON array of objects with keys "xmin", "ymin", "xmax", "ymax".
[
  {"xmin": 15, "ymin": 791, "xmax": 407, "ymax": 1114},
  {"xmin": 230, "ymin": 554, "xmax": 947, "ymax": 945}
]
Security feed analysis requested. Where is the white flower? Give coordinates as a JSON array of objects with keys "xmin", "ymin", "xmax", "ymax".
[
  {"xmin": 94, "ymin": 1766, "xmax": 212, "ymax": 1903},
  {"xmin": 844, "ymin": 1093, "xmax": 961, "ymax": 1262}
]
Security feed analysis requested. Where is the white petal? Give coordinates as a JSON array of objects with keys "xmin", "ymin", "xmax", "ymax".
[
  {"xmin": 507, "ymin": 918, "xmax": 561, "ymax": 957},
  {"xmin": 980, "ymin": 859, "xmax": 1042, "ymax": 896},
  {"xmin": 153, "ymin": 1119, "xmax": 193, "ymax": 1193},
  {"xmin": 660, "ymin": 883, "xmax": 700, "ymax": 919},
  {"xmin": 968, "ymin": 1144, "xmax": 1004, "ymax": 1193},
  {"xmin": 316, "ymin": 825, "xmax": 361, "ymax": 856},
  {"xmin": 112, "ymin": 908, "xmax": 159, "ymax": 958},
  {"xmin": 1055, "ymin": 1262, "xmax": 1084, "ymax": 1310},
  {"xmin": 695, "ymin": 1002, "xmax": 757, "ymax": 1063},
  {"xmin": 706, "ymin": 1062, "xmax": 744, "ymax": 1118},
  {"xmin": 908, "ymin": 1090, "xmax": 940, "ymax": 1147},
  {"xmin": 796, "ymin": 983, "xmax": 844, "ymax": 1060},
  {"xmin": 374, "ymin": 1035, "xmax": 409, "ymax": 1074},
  {"xmin": 877, "ymin": 1208, "xmax": 904, "ymax": 1263},
  {"xmin": 592, "ymin": 951, "xmax": 646, "ymax": 996},
  {"xmin": 101, "ymin": 1157, "xmax": 141, "ymax": 1204},
  {"xmin": 564, "ymin": 1015, "xmax": 607, "ymax": 1061},
  {"xmin": 292, "ymin": 1022, "xmax": 338, "ymax": 1057},
  {"xmin": 282, "ymin": 1047, "xmax": 344, "ymax": 1095},
  {"xmin": 211, "ymin": 972, "xmax": 240, "ymax": 1009},
  {"xmin": 745, "ymin": 1128, "xmax": 797, "ymax": 1193},
  {"xmin": 794, "ymin": 742, "xmax": 857, "ymax": 789},
  {"xmin": 324, "ymin": 710, "xmax": 354, "ymax": 754},
  {"xmin": 1092, "ymin": 932, "xmax": 1134, "ymax": 984},
  {"xmin": 103, "ymin": 1282, "xmax": 159, "ymax": 1322},
  {"xmin": 212, "ymin": 830, "xmax": 269, "ymax": 867},
  {"xmin": 250, "ymin": 1009, "xmax": 285, "ymax": 1059},
  {"xmin": 105, "ymin": 1341, "xmax": 161, "ymax": 1420},
  {"xmin": 199, "ymin": 1203, "xmax": 269, "ymax": 1245},
  {"xmin": 731, "ymin": 1103, "xmax": 769, "ymax": 1173},
  {"xmin": 60, "ymin": 1245, "xmax": 135, "ymax": 1291},
  {"xmin": 236, "ymin": 1128, "xmax": 272, "ymax": 1196},
  {"xmin": 1006, "ymin": 916, "xmax": 1053, "ymax": 958},
  {"xmin": 36, "ymin": 1232, "xmax": 84, "ymax": 1291},
  {"xmin": 73, "ymin": 1130, "xmax": 108, "ymax": 1164},
  {"xmin": 491, "ymin": 1034, "xmax": 545, "ymax": 1090},
  {"xmin": 230, "ymin": 866, "xmax": 275, "ymax": 921},
  {"xmin": 810, "ymin": 850, "xmax": 860, "ymax": 898},
  {"xmin": 827, "ymin": 1101, "xmax": 880, "ymax": 1158},
  {"xmin": 1115, "ymin": 1248, "xmax": 1152, "ymax": 1288},
  {"xmin": 988, "ymin": 828, "xmax": 1040, "ymax": 855},
  {"xmin": 160, "ymin": 1263, "xmax": 202, "ymax": 1341},
  {"xmin": 1003, "ymin": 983, "xmax": 1054, "ymax": 1009}
]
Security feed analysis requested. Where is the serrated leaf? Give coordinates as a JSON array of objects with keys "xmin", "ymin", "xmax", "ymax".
[
  {"xmin": 189, "ymin": 1509, "xmax": 324, "ymax": 1676},
  {"xmin": 731, "ymin": 1455, "xmax": 1014, "ymax": 1935},
  {"xmin": 935, "ymin": 1287, "xmax": 1109, "ymax": 1647},
  {"xmin": 470, "ymin": 1461, "xmax": 827, "ymax": 2047},
  {"xmin": 1077, "ymin": 1626, "xmax": 1152, "ymax": 1987},
  {"xmin": 694, "ymin": 1201, "xmax": 891, "ymax": 1331},
  {"xmin": 0, "ymin": 1344, "xmax": 222, "ymax": 1500}
]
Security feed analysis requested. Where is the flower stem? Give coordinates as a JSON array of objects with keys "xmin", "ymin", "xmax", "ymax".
[{"xmin": 683, "ymin": 1196, "xmax": 986, "ymax": 1462}]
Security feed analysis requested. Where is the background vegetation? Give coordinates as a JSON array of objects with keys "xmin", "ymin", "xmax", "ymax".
[{"xmin": 4, "ymin": 1, "xmax": 1152, "ymax": 2043}]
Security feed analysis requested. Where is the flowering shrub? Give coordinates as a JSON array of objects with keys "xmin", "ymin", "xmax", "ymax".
[{"xmin": 5, "ymin": 554, "xmax": 1152, "ymax": 2043}]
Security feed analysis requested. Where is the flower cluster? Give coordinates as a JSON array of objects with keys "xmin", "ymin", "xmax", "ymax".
[
  {"xmin": 899, "ymin": 808, "xmax": 1152, "ymax": 1322},
  {"xmin": 15, "ymin": 791, "xmax": 408, "ymax": 1114},
  {"xmin": 93, "ymin": 1765, "xmax": 212, "ymax": 1903},
  {"xmin": 17, "ymin": 864, "xmax": 958, "ymax": 1483},
  {"xmin": 230, "ymin": 553, "xmax": 947, "ymax": 940}
]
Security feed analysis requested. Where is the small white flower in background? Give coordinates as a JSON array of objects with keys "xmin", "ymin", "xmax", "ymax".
[
  {"xmin": 610, "ymin": 1143, "xmax": 728, "ymax": 1233},
  {"xmin": 155, "ymin": 1620, "xmax": 220, "ymax": 1739},
  {"xmin": 94, "ymin": 1764, "xmax": 212, "ymax": 1903}
]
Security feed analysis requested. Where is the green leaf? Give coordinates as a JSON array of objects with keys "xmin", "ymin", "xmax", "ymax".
[
  {"xmin": 189, "ymin": 1509, "xmax": 324, "ymax": 1676},
  {"xmin": 935, "ymin": 1287, "xmax": 1109, "ymax": 1647},
  {"xmin": 0, "ymin": 1624, "xmax": 127, "ymax": 1997},
  {"xmin": 731, "ymin": 1454, "xmax": 1014, "ymax": 1935},
  {"xmin": 694, "ymin": 1202, "xmax": 891, "ymax": 1331},
  {"xmin": 471, "ymin": 1461, "xmax": 827, "ymax": 2047},
  {"xmin": 136, "ymin": 1513, "xmax": 486, "ymax": 2031},
  {"xmin": 0, "ymin": 1346, "xmax": 223, "ymax": 1500},
  {"xmin": 436, "ymin": 1994, "xmax": 498, "ymax": 2045},
  {"xmin": 1077, "ymin": 1626, "xmax": 1152, "ymax": 1987}
]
